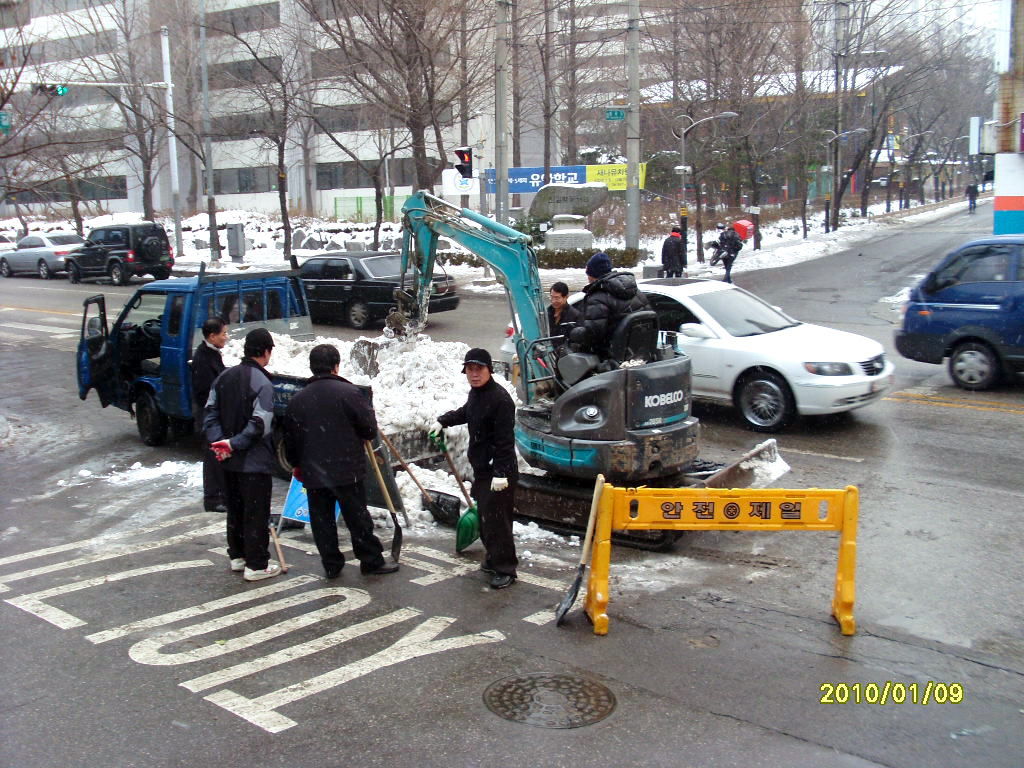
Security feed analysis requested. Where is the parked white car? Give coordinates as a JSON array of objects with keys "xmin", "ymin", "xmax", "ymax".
[{"xmin": 500, "ymin": 278, "xmax": 894, "ymax": 431}]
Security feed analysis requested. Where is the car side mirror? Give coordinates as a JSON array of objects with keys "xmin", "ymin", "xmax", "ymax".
[
  {"xmin": 86, "ymin": 317, "xmax": 103, "ymax": 338},
  {"xmin": 84, "ymin": 239, "xmax": 95, "ymax": 247},
  {"xmin": 678, "ymin": 323, "xmax": 714, "ymax": 339}
]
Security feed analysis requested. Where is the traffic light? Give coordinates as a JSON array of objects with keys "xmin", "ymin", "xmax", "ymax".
[
  {"xmin": 454, "ymin": 146, "xmax": 473, "ymax": 178},
  {"xmin": 34, "ymin": 84, "xmax": 68, "ymax": 97}
]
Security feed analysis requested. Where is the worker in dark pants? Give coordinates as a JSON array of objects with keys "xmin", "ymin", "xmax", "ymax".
[
  {"xmin": 204, "ymin": 328, "xmax": 279, "ymax": 581},
  {"xmin": 282, "ymin": 344, "xmax": 398, "ymax": 579},
  {"xmin": 192, "ymin": 317, "xmax": 228, "ymax": 512},
  {"xmin": 431, "ymin": 348, "xmax": 518, "ymax": 589}
]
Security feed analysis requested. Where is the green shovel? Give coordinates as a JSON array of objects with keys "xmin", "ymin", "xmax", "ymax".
[{"xmin": 431, "ymin": 430, "xmax": 479, "ymax": 552}]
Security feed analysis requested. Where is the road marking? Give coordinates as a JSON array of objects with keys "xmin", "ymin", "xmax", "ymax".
[
  {"xmin": 0, "ymin": 305, "xmax": 81, "ymax": 316},
  {"xmin": 5, "ymin": 560, "xmax": 213, "ymax": 629},
  {"xmin": 129, "ymin": 586, "xmax": 372, "ymax": 666},
  {"xmin": 87, "ymin": 574, "xmax": 317, "ymax": 644},
  {"xmin": 406, "ymin": 544, "xmax": 566, "ymax": 590},
  {"xmin": 0, "ymin": 321, "xmax": 75, "ymax": 337},
  {"xmin": 0, "ymin": 513, "xmax": 213, "ymax": 569},
  {"xmin": 204, "ymin": 616, "xmax": 504, "ymax": 733},
  {"xmin": 181, "ymin": 608, "xmax": 421, "ymax": 692},
  {"xmin": 522, "ymin": 592, "xmax": 580, "ymax": 626},
  {"xmin": 885, "ymin": 391, "xmax": 1024, "ymax": 415},
  {"xmin": 0, "ymin": 523, "xmax": 222, "ymax": 593},
  {"xmin": 779, "ymin": 447, "xmax": 865, "ymax": 463}
]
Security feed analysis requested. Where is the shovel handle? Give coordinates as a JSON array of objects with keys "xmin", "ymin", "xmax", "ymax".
[
  {"xmin": 268, "ymin": 523, "xmax": 289, "ymax": 573},
  {"xmin": 365, "ymin": 441, "xmax": 401, "ymax": 519},
  {"xmin": 379, "ymin": 431, "xmax": 432, "ymax": 501},
  {"xmin": 441, "ymin": 445, "xmax": 474, "ymax": 509}
]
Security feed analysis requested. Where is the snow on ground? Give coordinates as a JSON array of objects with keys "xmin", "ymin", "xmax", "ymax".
[{"xmin": 3, "ymin": 194, "xmax": 978, "ymax": 571}]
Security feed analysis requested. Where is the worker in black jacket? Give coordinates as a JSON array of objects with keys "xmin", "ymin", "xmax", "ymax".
[
  {"xmin": 661, "ymin": 226, "xmax": 685, "ymax": 277},
  {"xmin": 203, "ymin": 328, "xmax": 279, "ymax": 582},
  {"xmin": 430, "ymin": 348, "xmax": 518, "ymax": 589},
  {"xmin": 568, "ymin": 251, "xmax": 650, "ymax": 359},
  {"xmin": 547, "ymin": 281, "xmax": 581, "ymax": 349},
  {"xmin": 282, "ymin": 344, "xmax": 397, "ymax": 579},
  {"xmin": 192, "ymin": 317, "xmax": 228, "ymax": 512}
]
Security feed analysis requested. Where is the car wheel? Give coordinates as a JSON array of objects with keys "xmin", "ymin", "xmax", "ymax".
[
  {"xmin": 346, "ymin": 301, "xmax": 371, "ymax": 330},
  {"xmin": 948, "ymin": 341, "xmax": 1001, "ymax": 391},
  {"xmin": 109, "ymin": 262, "xmax": 129, "ymax": 285},
  {"xmin": 135, "ymin": 390, "xmax": 168, "ymax": 446},
  {"xmin": 38, "ymin": 260, "xmax": 52, "ymax": 279},
  {"xmin": 68, "ymin": 261, "xmax": 82, "ymax": 284},
  {"xmin": 735, "ymin": 370, "xmax": 795, "ymax": 432},
  {"xmin": 151, "ymin": 268, "xmax": 170, "ymax": 280},
  {"xmin": 0, "ymin": 259, "xmax": 10, "ymax": 278}
]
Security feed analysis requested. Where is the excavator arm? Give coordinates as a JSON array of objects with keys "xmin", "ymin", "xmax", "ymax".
[{"xmin": 395, "ymin": 191, "xmax": 559, "ymax": 401}]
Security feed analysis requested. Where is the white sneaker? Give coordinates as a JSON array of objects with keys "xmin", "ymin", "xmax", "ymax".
[
  {"xmin": 243, "ymin": 562, "xmax": 281, "ymax": 581},
  {"xmin": 230, "ymin": 558, "xmax": 246, "ymax": 572}
]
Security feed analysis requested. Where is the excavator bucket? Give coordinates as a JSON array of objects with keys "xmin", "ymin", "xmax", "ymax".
[{"xmin": 700, "ymin": 439, "xmax": 782, "ymax": 489}]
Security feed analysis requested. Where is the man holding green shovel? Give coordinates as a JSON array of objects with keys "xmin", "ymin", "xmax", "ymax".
[{"xmin": 430, "ymin": 348, "xmax": 518, "ymax": 589}]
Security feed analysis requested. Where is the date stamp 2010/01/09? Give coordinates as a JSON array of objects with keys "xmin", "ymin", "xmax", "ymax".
[{"xmin": 819, "ymin": 681, "xmax": 964, "ymax": 705}]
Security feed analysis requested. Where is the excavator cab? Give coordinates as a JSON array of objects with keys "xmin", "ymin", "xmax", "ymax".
[{"xmin": 557, "ymin": 310, "xmax": 661, "ymax": 386}]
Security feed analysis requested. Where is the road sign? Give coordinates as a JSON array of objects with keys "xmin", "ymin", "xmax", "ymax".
[
  {"xmin": 605, "ymin": 109, "xmax": 626, "ymax": 121},
  {"xmin": 0, "ymin": 111, "xmax": 9, "ymax": 135}
]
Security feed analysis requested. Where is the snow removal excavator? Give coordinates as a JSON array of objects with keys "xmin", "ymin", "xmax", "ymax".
[{"xmin": 384, "ymin": 191, "xmax": 776, "ymax": 548}]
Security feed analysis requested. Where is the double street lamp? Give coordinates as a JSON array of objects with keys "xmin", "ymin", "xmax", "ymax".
[{"xmin": 672, "ymin": 111, "xmax": 737, "ymax": 267}]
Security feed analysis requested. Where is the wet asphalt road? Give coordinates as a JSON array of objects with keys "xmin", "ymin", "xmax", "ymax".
[{"xmin": 0, "ymin": 202, "xmax": 1021, "ymax": 767}]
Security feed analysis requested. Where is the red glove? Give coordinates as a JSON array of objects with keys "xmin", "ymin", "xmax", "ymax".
[
  {"xmin": 292, "ymin": 467, "xmax": 303, "ymax": 482},
  {"xmin": 210, "ymin": 440, "xmax": 232, "ymax": 461}
]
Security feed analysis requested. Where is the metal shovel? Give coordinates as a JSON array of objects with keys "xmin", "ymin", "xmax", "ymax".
[{"xmin": 364, "ymin": 441, "xmax": 403, "ymax": 562}]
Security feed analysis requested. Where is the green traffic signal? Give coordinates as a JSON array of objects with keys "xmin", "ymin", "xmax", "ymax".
[{"xmin": 56, "ymin": 85, "xmax": 67, "ymax": 95}]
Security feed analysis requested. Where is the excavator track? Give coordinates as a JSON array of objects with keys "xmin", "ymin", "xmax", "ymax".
[{"xmin": 513, "ymin": 473, "xmax": 702, "ymax": 551}]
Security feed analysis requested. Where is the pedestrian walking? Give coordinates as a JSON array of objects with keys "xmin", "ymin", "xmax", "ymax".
[
  {"xmin": 430, "ymin": 348, "xmax": 518, "ymax": 589},
  {"xmin": 714, "ymin": 222, "xmax": 743, "ymax": 284},
  {"xmin": 966, "ymin": 182, "xmax": 978, "ymax": 213},
  {"xmin": 204, "ymin": 328, "xmax": 280, "ymax": 582},
  {"xmin": 192, "ymin": 317, "xmax": 228, "ymax": 513},
  {"xmin": 568, "ymin": 251, "xmax": 650, "ymax": 359},
  {"xmin": 282, "ymin": 344, "xmax": 398, "ymax": 579},
  {"xmin": 661, "ymin": 226, "xmax": 685, "ymax": 277}
]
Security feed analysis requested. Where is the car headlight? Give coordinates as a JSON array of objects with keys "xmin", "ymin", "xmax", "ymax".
[{"xmin": 803, "ymin": 362, "xmax": 854, "ymax": 376}]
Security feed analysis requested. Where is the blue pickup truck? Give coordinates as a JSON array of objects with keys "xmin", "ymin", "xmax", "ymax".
[
  {"xmin": 76, "ymin": 266, "xmax": 315, "ymax": 448},
  {"xmin": 76, "ymin": 265, "xmax": 406, "ymax": 512}
]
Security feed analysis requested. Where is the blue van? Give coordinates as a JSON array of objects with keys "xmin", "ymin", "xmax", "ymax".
[{"xmin": 895, "ymin": 236, "xmax": 1024, "ymax": 390}]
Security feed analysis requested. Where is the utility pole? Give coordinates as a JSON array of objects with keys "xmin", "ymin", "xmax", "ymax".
[
  {"xmin": 159, "ymin": 27, "xmax": 183, "ymax": 260},
  {"xmin": 494, "ymin": 0, "xmax": 510, "ymax": 224},
  {"xmin": 199, "ymin": 0, "xmax": 221, "ymax": 262},
  {"xmin": 831, "ymin": 0, "xmax": 848, "ymax": 232},
  {"xmin": 624, "ymin": 0, "xmax": 641, "ymax": 250}
]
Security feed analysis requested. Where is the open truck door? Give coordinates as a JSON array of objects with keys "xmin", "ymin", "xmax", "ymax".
[{"xmin": 77, "ymin": 295, "xmax": 118, "ymax": 407}]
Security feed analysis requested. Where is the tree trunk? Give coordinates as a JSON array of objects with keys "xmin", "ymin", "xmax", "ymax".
[{"xmin": 277, "ymin": 139, "xmax": 291, "ymax": 261}]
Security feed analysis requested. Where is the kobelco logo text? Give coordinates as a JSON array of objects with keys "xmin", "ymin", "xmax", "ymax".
[{"xmin": 644, "ymin": 390, "xmax": 685, "ymax": 408}]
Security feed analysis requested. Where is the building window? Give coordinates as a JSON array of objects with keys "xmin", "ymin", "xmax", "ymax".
[
  {"xmin": 207, "ymin": 3, "xmax": 279, "ymax": 37},
  {"xmin": 214, "ymin": 166, "xmax": 278, "ymax": 195},
  {"xmin": 208, "ymin": 57, "xmax": 282, "ymax": 90},
  {"xmin": 315, "ymin": 157, "xmax": 424, "ymax": 190}
]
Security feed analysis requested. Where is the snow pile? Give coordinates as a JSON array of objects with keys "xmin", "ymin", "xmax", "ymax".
[{"xmin": 103, "ymin": 460, "xmax": 203, "ymax": 488}]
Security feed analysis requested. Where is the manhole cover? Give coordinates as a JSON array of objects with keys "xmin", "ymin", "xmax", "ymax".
[{"xmin": 483, "ymin": 673, "xmax": 616, "ymax": 729}]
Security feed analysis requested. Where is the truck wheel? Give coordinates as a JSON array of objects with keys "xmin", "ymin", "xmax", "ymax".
[
  {"xmin": 346, "ymin": 301, "xmax": 371, "ymax": 330},
  {"xmin": 109, "ymin": 262, "xmax": 129, "ymax": 285},
  {"xmin": 135, "ymin": 390, "xmax": 169, "ymax": 446},
  {"xmin": 67, "ymin": 262, "xmax": 82, "ymax": 284},
  {"xmin": 948, "ymin": 341, "xmax": 1000, "ymax": 391},
  {"xmin": 38, "ymin": 260, "xmax": 52, "ymax": 279},
  {"xmin": 273, "ymin": 429, "xmax": 292, "ymax": 479},
  {"xmin": 735, "ymin": 370, "xmax": 794, "ymax": 432},
  {"xmin": 0, "ymin": 259, "xmax": 10, "ymax": 278}
]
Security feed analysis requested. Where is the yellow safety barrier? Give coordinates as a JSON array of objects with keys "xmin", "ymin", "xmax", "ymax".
[{"xmin": 583, "ymin": 484, "xmax": 858, "ymax": 636}]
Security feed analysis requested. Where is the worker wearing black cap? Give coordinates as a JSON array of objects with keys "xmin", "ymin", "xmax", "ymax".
[
  {"xmin": 430, "ymin": 348, "xmax": 518, "ymax": 588},
  {"xmin": 204, "ymin": 327, "xmax": 280, "ymax": 582}
]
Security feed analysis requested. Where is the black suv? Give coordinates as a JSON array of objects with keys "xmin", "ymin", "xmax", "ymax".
[{"xmin": 68, "ymin": 222, "xmax": 174, "ymax": 285}]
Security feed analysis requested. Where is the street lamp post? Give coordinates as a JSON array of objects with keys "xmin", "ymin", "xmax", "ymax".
[
  {"xmin": 673, "ymin": 111, "xmax": 736, "ymax": 269},
  {"xmin": 900, "ymin": 130, "xmax": 932, "ymax": 209},
  {"xmin": 822, "ymin": 127, "xmax": 866, "ymax": 232}
]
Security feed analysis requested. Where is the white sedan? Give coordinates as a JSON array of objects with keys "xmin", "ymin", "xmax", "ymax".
[
  {"xmin": 645, "ymin": 279, "xmax": 894, "ymax": 431},
  {"xmin": 499, "ymin": 278, "xmax": 894, "ymax": 432}
]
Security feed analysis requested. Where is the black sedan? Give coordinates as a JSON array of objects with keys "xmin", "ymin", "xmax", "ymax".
[{"xmin": 299, "ymin": 251, "xmax": 459, "ymax": 329}]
